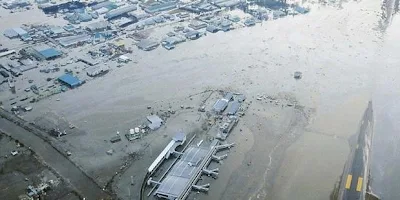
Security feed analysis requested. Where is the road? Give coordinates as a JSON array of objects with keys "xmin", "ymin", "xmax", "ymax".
[
  {"xmin": 0, "ymin": 110, "xmax": 111, "ymax": 200},
  {"xmin": 340, "ymin": 101, "xmax": 373, "ymax": 200}
]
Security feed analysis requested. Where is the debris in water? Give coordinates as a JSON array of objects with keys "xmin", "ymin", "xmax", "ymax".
[{"xmin": 294, "ymin": 71, "xmax": 302, "ymax": 79}]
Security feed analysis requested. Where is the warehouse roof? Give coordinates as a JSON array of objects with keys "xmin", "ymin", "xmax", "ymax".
[
  {"xmin": 32, "ymin": 45, "xmax": 62, "ymax": 60},
  {"xmin": 105, "ymin": 5, "xmax": 137, "ymax": 19},
  {"xmin": 58, "ymin": 74, "xmax": 82, "ymax": 88},
  {"xmin": 213, "ymin": 99, "xmax": 228, "ymax": 113},
  {"xmin": 58, "ymin": 34, "xmax": 92, "ymax": 47},
  {"xmin": 226, "ymin": 101, "xmax": 240, "ymax": 115},
  {"xmin": 13, "ymin": 27, "xmax": 28, "ymax": 35},
  {"xmin": 3, "ymin": 27, "xmax": 28, "ymax": 38},
  {"xmin": 3, "ymin": 29, "xmax": 18, "ymax": 38},
  {"xmin": 86, "ymin": 21, "xmax": 109, "ymax": 31}
]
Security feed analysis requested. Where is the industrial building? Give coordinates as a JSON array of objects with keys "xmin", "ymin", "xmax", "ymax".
[
  {"xmin": 104, "ymin": 5, "xmax": 137, "ymax": 20},
  {"xmin": 147, "ymin": 139, "xmax": 234, "ymax": 199},
  {"xmin": 147, "ymin": 115, "xmax": 164, "ymax": 130},
  {"xmin": 40, "ymin": 1, "xmax": 86, "ymax": 14},
  {"xmin": 188, "ymin": 20, "xmax": 207, "ymax": 30},
  {"xmin": 244, "ymin": 18, "xmax": 256, "ymax": 26},
  {"xmin": 147, "ymin": 132, "xmax": 186, "ymax": 174},
  {"xmin": 58, "ymin": 74, "xmax": 83, "ymax": 88},
  {"xmin": 220, "ymin": 20, "xmax": 232, "ymax": 32},
  {"xmin": 86, "ymin": 21, "xmax": 110, "ymax": 32},
  {"xmin": 91, "ymin": 0, "xmax": 116, "ymax": 10},
  {"xmin": 0, "ymin": 50, "xmax": 16, "ymax": 58},
  {"xmin": 211, "ymin": 0, "xmax": 241, "ymax": 8},
  {"xmin": 162, "ymin": 36, "xmax": 186, "ymax": 46},
  {"xmin": 3, "ymin": 0, "xmax": 30, "ymax": 9},
  {"xmin": 144, "ymin": 1, "xmax": 177, "ymax": 14},
  {"xmin": 137, "ymin": 39, "xmax": 159, "ymax": 51},
  {"xmin": 30, "ymin": 45, "xmax": 62, "ymax": 60},
  {"xmin": 78, "ymin": 56, "xmax": 99, "ymax": 66},
  {"xmin": 49, "ymin": 26, "xmax": 65, "ymax": 35},
  {"xmin": 86, "ymin": 65, "xmax": 109, "ymax": 77},
  {"xmin": 226, "ymin": 101, "xmax": 240, "ymax": 115},
  {"xmin": 217, "ymin": 116, "xmax": 239, "ymax": 140},
  {"xmin": 185, "ymin": 30, "xmax": 201, "ymax": 40},
  {"xmin": 3, "ymin": 27, "xmax": 28, "ymax": 39},
  {"xmin": 223, "ymin": 92, "xmax": 233, "ymax": 101},
  {"xmin": 213, "ymin": 99, "xmax": 229, "ymax": 114},
  {"xmin": 117, "ymin": 17, "xmax": 138, "ymax": 28},
  {"xmin": 206, "ymin": 25, "xmax": 219, "ymax": 33},
  {"xmin": 58, "ymin": 34, "xmax": 92, "ymax": 48}
]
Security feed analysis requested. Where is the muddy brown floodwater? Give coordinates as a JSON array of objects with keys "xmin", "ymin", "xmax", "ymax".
[{"xmin": 0, "ymin": 0, "xmax": 398, "ymax": 198}]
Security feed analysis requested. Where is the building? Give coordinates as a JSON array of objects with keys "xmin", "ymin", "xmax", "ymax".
[
  {"xmin": 206, "ymin": 25, "xmax": 219, "ymax": 33},
  {"xmin": 96, "ymin": 7, "xmax": 109, "ymax": 14},
  {"xmin": 58, "ymin": 74, "xmax": 82, "ymax": 88},
  {"xmin": 86, "ymin": 65, "xmax": 109, "ymax": 77},
  {"xmin": 223, "ymin": 92, "xmax": 233, "ymax": 101},
  {"xmin": 86, "ymin": 21, "xmax": 109, "ymax": 32},
  {"xmin": 110, "ymin": 135, "xmax": 122, "ymax": 143},
  {"xmin": 244, "ymin": 18, "xmax": 256, "ymax": 26},
  {"xmin": 226, "ymin": 101, "xmax": 240, "ymax": 115},
  {"xmin": 188, "ymin": 20, "xmax": 207, "ymax": 30},
  {"xmin": 91, "ymin": 1, "xmax": 114, "ymax": 10},
  {"xmin": 213, "ymin": 99, "xmax": 228, "ymax": 114},
  {"xmin": 78, "ymin": 56, "xmax": 99, "ymax": 66},
  {"xmin": 78, "ymin": 13, "xmax": 93, "ymax": 22},
  {"xmin": 3, "ymin": 27, "xmax": 28, "ymax": 38},
  {"xmin": 118, "ymin": 55, "xmax": 131, "ymax": 63},
  {"xmin": 235, "ymin": 94, "xmax": 246, "ymax": 102},
  {"xmin": 0, "ymin": 50, "xmax": 16, "ymax": 58},
  {"xmin": 0, "ymin": 70, "xmax": 9, "ymax": 78},
  {"xmin": 220, "ymin": 20, "xmax": 232, "ymax": 32},
  {"xmin": 3, "ymin": 0, "xmax": 30, "ymax": 9},
  {"xmin": 137, "ymin": 39, "xmax": 159, "ymax": 51},
  {"xmin": 41, "ymin": 1, "xmax": 86, "ymax": 14},
  {"xmin": 105, "ymin": 5, "xmax": 137, "ymax": 20},
  {"xmin": 162, "ymin": 36, "xmax": 186, "ymax": 46},
  {"xmin": 144, "ymin": 1, "xmax": 177, "ymax": 14},
  {"xmin": 31, "ymin": 46, "xmax": 62, "ymax": 60},
  {"xmin": 228, "ymin": 15, "xmax": 240, "ymax": 22},
  {"xmin": 161, "ymin": 36, "xmax": 185, "ymax": 50},
  {"xmin": 49, "ymin": 26, "xmax": 65, "ymax": 35},
  {"xmin": 63, "ymin": 25, "xmax": 76, "ymax": 32},
  {"xmin": 185, "ymin": 30, "xmax": 201, "ymax": 40},
  {"xmin": 58, "ymin": 34, "xmax": 92, "ymax": 48},
  {"xmin": 212, "ymin": 0, "xmax": 241, "ymax": 8},
  {"xmin": 217, "ymin": 116, "xmax": 239, "ymax": 140},
  {"xmin": 147, "ymin": 115, "xmax": 164, "ymax": 130},
  {"xmin": 118, "ymin": 17, "xmax": 138, "ymax": 28}
]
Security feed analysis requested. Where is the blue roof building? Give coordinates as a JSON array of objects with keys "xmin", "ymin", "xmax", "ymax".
[
  {"xmin": 40, "ymin": 48, "xmax": 62, "ymax": 59},
  {"xmin": 58, "ymin": 74, "xmax": 82, "ymax": 88},
  {"xmin": 31, "ymin": 46, "xmax": 62, "ymax": 60}
]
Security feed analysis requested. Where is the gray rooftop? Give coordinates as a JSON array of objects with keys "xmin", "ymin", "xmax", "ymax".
[
  {"xmin": 137, "ymin": 39, "xmax": 159, "ymax": 50},
  {"xmin": 155, "ymin": 146, "xmax": 208, "ymax": 198},
  {"xmin": 86, "ymin": 21, "xmax": 109, "ymax": 31},
  {"xmin": 58, "ymin": 34, "xmax": 91, "ymax": 47},
  {"xmin": 226, "ymin": 101, "xmax": 240, "ymax": 115},
  {"xmin": 147, "ymin": 115, "xmax": 163, "ymax": 124},
  {"xmin": 105, "ymin": 5, "xmax": 137, "ymax": 19},
  {"xmin": 213, "ymin": 99, "xmax": 228, "ymax": 113}
]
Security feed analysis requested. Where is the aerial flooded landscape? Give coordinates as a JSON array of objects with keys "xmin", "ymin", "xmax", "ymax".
[{"xmin": 0, "ymin": 0, "xmax": 399, "ymax": 199}]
